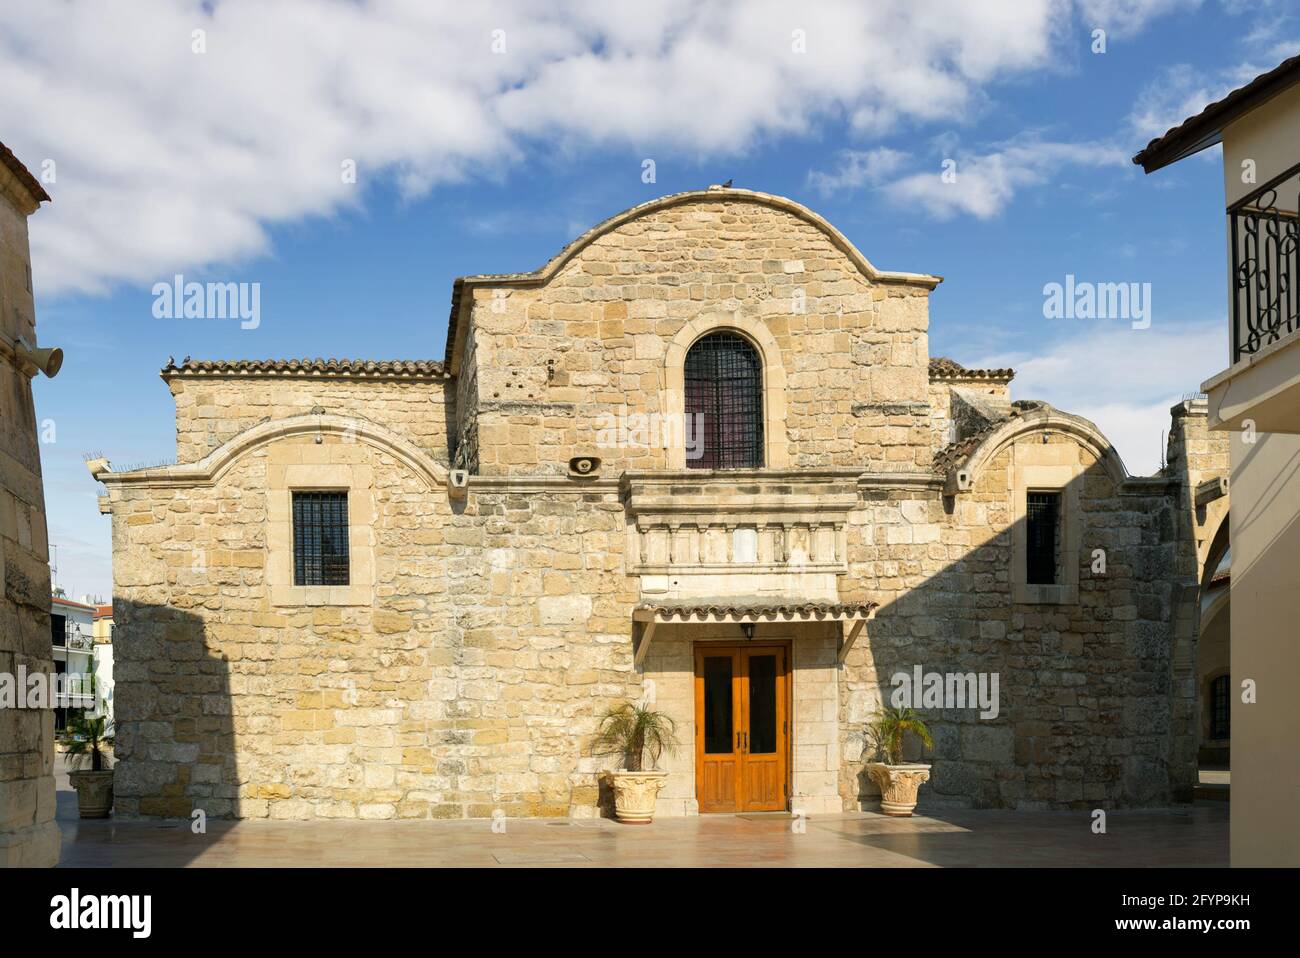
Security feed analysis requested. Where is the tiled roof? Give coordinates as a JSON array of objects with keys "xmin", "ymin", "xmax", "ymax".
[
  {"xmin": 1133, "ymin": 53, "xmax": 1300, "ymax": 173},
  {"xmin": 160, "ymin": 357, "xmax": 446, "ymax": 380},
  {"xmin": 0, "ymin": 140, "xmax": 51, "ymax": 204},
  {"xmin": 932, "ymin": 425, "xmax": 1000, "ymax": 476},
  {"xmin": 930, "ymin": 400, "xmax": 1048, "ymax": 475},
  {"xmin": 928, "ymin": 356, "xmax": 1015, "ymax": 381},
  {"xmin": 634, "ymin": 598, "xmax": 877, "ymax": 622}
]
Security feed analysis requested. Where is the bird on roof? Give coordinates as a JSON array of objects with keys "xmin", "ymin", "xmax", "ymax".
[{"xmin": 722, "ymin": 178, "xmax": 733, "ymax": 187}]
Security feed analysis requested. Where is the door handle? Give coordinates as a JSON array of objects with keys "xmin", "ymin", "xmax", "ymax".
[
  {"xmin": 736, "ymin": 731, "xmax": 741, "ymax": 750},
  {"xmin": 742, "ymin": 731, "xmax": 748, "ymax": 751}
]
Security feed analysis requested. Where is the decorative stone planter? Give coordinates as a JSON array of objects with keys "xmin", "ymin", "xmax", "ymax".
[
  {"xmin": 865, "ymin": 762, "xmax": 931, "ymax": 817},
  {"xmin": 606, "ymin": 770, "xmax": 668, "ymax": 824},
  {"xmin": 68, "ymin": 769, "xmax": 115, "ymax": 819}
]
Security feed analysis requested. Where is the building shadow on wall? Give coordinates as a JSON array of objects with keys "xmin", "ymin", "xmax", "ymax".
[
  {"xmin": 58, "ymin": 599, "xmax": 236, "ymax": 866},
  {"xmin": 849, "ymin": 454, "xmax": 1198, "ymax": 814}
]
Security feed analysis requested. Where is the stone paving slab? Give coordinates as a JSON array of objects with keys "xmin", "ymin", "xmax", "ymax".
[{"xmin": 55, "ymin": 787, "xmax": 1228, "ymax": 868}]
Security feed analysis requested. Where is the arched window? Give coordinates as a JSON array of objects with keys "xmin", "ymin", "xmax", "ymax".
[
  {"xmin": 1210, "ymin": 674, "xmax": 1230, "ymax": 740},
  {"xmin": 684, "ymin": 331, "xmax": 764, "ymax": 469}
]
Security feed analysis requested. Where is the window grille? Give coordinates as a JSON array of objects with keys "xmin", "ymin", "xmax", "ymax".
[
  {"xmin": 292, "ymin": 491, "xmax": 350, "ymax": 586},
  {"xmin": 684, "ymin": 331, "xmax": 763, "ymax": 469},
  {"xmin": 1026, "ymin": 491, "xmax": 1060, "ymax": 585}
]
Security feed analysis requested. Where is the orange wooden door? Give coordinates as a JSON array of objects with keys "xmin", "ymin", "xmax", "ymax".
[
  {"xmin": 739, "ymin": 645, "xmax": 788, "ymax": 811},
  {"xmin": 694, "ymin": 644, "xmax": 789, "ymax": 813},
  {"xmin": 695, "ymin": 647, "xmax": 742, "ymax": 813}
]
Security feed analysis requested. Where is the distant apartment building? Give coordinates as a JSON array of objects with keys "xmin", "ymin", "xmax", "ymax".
[
  {"xmin": 93, "ymin": 603, "xmax": 115, "ymax": 724},
  {"xmin": 50, "ymin": 595, "xmax": 95, "ymax": 731},
  {"xmin": 1135, "ymin": 52, "xmax": 1300, "ymax": 866}
]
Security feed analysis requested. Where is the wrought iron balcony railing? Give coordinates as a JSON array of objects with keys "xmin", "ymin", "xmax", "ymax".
[{"xmin": 1230, "ymin": 161, "xmax": 1300, "ymax": 363}]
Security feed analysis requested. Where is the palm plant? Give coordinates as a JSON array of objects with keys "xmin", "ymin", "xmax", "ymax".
[
  {"xmin": 592, "ymin": 702, "xmax": 678, "ymax": 771},
  {"xmin": 865, "ymin": 706, "xmax": 933, "ymax": 765},
  {"xmin": 65, "ymin": 713, "xmax": 114, "ymax": 772}
]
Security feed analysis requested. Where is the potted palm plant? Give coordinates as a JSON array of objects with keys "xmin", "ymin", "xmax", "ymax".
[
  {"xmin": 864, "ymin": 706, "xmax": 934, "ymax": 817},
  {"xmin": 65, "ymin": 713, "xmax": 115, "ymax": 819},
  {"xmin": 592, "ymin": 702, "xmax": 678, "ymax": 824}
]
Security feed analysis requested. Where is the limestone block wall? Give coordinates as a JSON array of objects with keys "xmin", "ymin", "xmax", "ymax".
[
  {"xmin": 1164, "ymin": 399, "xmax": 1230, "ymax": 796},
  {"xmin": 458, "ymin": 197, "xmax": 935, "ymax": 476},
  {"xmin": 102, "ymin": 190, "xmax": 1197, "ymax": 822},
  {"xmin": 0, "ymin": 160, "xmax": 59, "ymax": 866},
  {"xmin": 107, "ymin": 432, "xmax": 644, "ymax": 821},
  {"xmin": 839, "ymin": 434, "xmax": 1187, "ymax": 810},
  {"xmin": 169, "ymin": 373, "xmax": 454, "ymax": 465},
  {"xmin": 108, "ymin": 431, "xmax": 1190, "ymax": 819}
]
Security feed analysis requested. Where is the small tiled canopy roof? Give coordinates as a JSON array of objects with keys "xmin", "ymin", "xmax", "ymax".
[
  {"xmin": 0, "ymin": 140, "xmax": 51, "ymax": 204},
  {"xmin": 928, "ymin": 356, "xmax": 1014, "ymax": 382},
  {"xmin": 633, "ymin": 598, "xmax": 877, "ymax": 623},
  {"xmin": 930, "ymin": 399, "xmax": 1048, "ymax": 475},
  {"xmin": 1133, "ymin": 53, "xmax": 1300, "ymax": 173},
  {"xmin": 160, "ymin": 357, "xmax": 446, "ymax": 380}
]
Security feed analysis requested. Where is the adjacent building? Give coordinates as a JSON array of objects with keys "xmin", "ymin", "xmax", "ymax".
[
  {"xmin": 1135, "ymin": 52, "xmax": 1300, "ymax": 866},
  {"xmin": 93, "ymin": 602, "xmax": 115, "ymax": 725},
  {"xmin": 50, "ymin": 594, "xmax": 96, "ymax": 732},
  {"xmin": 96, "ymin": 188, "xmax": 1215, "ymax": 822},
  {"xmin": 0, "ymin": 141, "xmax": 58, "ymax": 866}
]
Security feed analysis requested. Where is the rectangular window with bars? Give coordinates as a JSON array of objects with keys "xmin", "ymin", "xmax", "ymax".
[
  {"xmin": 292, "ymin": 491, "xmax": 350, "ymax": 586},
  {"xmin": 1025, "ymin": 491, "xmax": 1060, "ymax": 586}
]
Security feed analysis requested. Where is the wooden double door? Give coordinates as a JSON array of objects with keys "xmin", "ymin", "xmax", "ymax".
[{"xmin": 694, "ymin": 643, "xmax": 790, "ymax": 813}]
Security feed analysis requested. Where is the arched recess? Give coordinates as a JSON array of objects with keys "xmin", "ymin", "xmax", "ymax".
[
  {"xmin": 1200, "ymin": 513, "xmax": 1231, "ymax": 594},
  {"xmin": 101, "ymin": 413, "xmax": 448, "ymax": 491},
  {"xmin": 957, "ymin": 408, "xmax": 1130, "ymax": 488},
  {"xmin": 662, "ymin": 312, "xmax": 789, "ymax": 469}
]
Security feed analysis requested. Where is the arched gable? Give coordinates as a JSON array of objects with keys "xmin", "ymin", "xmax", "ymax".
[
  {"xmin": 957, "ymin": 408, "xmax": 1130, "ymax": 489},
  {"xmin": 445, "ymin": 187, "xmax": 942, "ymax": 373},
  {"xmin": 97, "ymin": 414, "xmax": 448, "ymax": 491}
]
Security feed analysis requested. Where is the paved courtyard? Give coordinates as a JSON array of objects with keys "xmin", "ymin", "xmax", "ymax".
[{"xmin": 56, "ymin": 759, "xmax": 1228, "ymax": 868}]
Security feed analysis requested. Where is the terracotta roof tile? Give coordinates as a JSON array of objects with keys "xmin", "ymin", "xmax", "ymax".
[
  {"xmin": 928, "ymin": 356, "xmax": 1014, "ymax": 382},
  {"xmin": 160, "ymin": 357, "xmax": 446, "ymax": 380},
  {"xmin": 0, "ymin": 141, "xmax": 51, "ymax": 205},
  {"xmin": 1133, "ymin": 54, "xmax": 1300, "ymax": 173},
  {"xmin": 634, "ymin": 598, "xmax": 877, "ymax": 621},
  {"xmin": 930, "ymin": 401, "xmax": 1048, "ymax": 475}
]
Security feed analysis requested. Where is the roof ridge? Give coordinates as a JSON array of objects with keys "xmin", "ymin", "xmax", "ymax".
[
  {"xmin": 160, "ymin": 357, "xmax": 447, "ymax": 379},
  {"xmin": 1133, "ymin": 53, "xmax": 1300, "ymax": 172},
  {"xmin": 0, "ymin": 140, "xmax": 51, "ymax": 205},
  {"xmin": 928, "ymin": 356, "xmax": 1015, "ymax": 381}
]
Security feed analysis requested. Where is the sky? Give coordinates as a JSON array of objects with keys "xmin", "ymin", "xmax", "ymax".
[{"xmin": 2, "ymin": 0, "xmax": 1295, "ymax": 601}]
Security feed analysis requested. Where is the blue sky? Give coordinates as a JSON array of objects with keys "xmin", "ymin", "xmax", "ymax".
[{"xmin": 5, "ymin": 0, "xmax": 1295, "ymax": 599}]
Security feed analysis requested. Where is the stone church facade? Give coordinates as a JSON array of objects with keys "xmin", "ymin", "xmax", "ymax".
[{"xmin": 96, "ymin": 188, "xmax": 1210, "ymax": 821}]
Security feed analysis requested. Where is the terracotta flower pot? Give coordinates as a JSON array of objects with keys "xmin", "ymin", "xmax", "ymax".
[
  {"xmin": 865, "ymin": 762, "xmax": 931, "ymax": 817},
  {"xmin": 607, "ymin": 770, "xmax": 668, "ymax": 824},
  {"xmin": 68, "ymin": 769, "xmax": 115, "ymax": 819}
]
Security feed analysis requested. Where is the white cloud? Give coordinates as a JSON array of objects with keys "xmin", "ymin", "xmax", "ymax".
[
  {"xmin": 1076, "ymin": 0, "xmax": 1203, "ymax": 37},
  {"xmin": 880, "ymin": 137, "xmax": 1131, "ymax": 220},
  {"xmin": 972, "ymin": 319, "xmax": 1227, "ymax": 475},
  {"xmin": 1129, "ymin": 64, "xmax": 1233, "ymax": 145},
  {"xmin": 0, "ymin": 0, "xmax": 1192, "ymax": 297},
  {"xmin": 807, "ymin": 147, "xmax": 909, "ymax": 196},
  {"xmin": 1129, "ymin": 40, "xmax": 1300, "ymax": 148}
]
